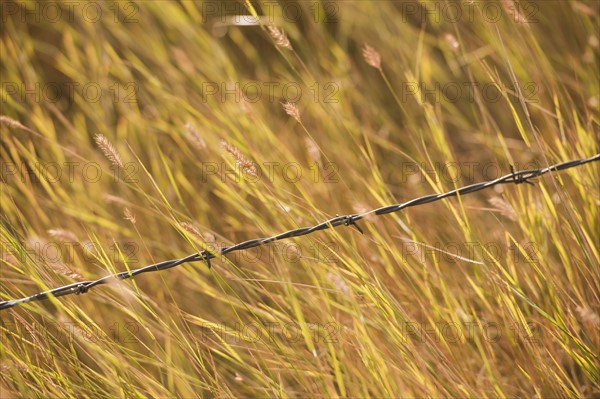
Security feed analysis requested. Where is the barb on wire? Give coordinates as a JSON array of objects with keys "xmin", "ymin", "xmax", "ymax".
[{"xmin": 1, "ymin": 154, "xmax": 598, "ymax": 310}]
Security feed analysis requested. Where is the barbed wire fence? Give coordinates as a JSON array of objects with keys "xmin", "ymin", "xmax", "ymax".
[{"xmin": 1, "ymin": 153, "xmax": 598, "ymax": 310}]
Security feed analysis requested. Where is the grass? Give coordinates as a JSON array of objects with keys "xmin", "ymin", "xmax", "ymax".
[{"xmin": 1, "ymin": 0, "xmax": 599, "ymax": 397}]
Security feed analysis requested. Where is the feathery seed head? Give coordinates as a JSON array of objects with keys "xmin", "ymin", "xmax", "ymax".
[
  {"xmin": 124, "ymin": 208, "xmax": 136, "ymax": 224},
  {"xmin": 268, "ymin": 24, "xmax": 292, "ymax": 49},
  {"xmin": 48, "ymin": 229, "xmax": 79, "ymax": 243},
  {"xmin": 184, "ymin": 123, "xmax": 207, "ymax": 150},
  {"xmin": 305, "ymin": 137, "xmax": 321, "ymax": 165},
  {"xmin": 281, "ymin": 101, "xmax": 301, "ymax": 123},
  {"xmin": 220, "ymin": 141, "xmax": 258, "ymax": 177},
  {"xmin": 0, "ymin": 115, "xmax": 27, "ymax": 130},
  {"xmin": 180, "ymin": 222, "xmax": 203, "ymax": 240},
  {"xmin": 362, "ymin": 43, "xmax": 382, "ymax": 70},
  {"xmin": 501, "ymin": 0, "xmax": 530, "ymax": 25},
  {"xmin": 94, "ymin": 134, "xmax": 124, "ymax": 168},
  {"xmin": 488, "ymin": 197, "xmax": 517, "ymax": 221}
]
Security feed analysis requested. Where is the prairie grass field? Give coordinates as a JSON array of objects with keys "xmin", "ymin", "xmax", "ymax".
[{"xmin": 1, "ymin": 0, "xmax": 599, "ymax": 397}]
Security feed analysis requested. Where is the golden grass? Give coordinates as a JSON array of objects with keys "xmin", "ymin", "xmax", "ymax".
[{"xmin": 1, "ymin": 1, "xmax": 599, "ymax": 397}]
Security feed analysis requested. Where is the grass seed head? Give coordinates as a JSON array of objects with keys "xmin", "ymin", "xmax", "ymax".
[
  {"xmin": 488, "ymin": 197, "xmax": 517, "ymax": 221},
  {"xmin": 94, "ymin": 134, "xmax": 124, "ymax": 168},
  {"xmin": 362, "ymin": 43, "xmax": 382, "ymax": 70},
  {"xmin": 576, "ymin": 306, "xmax": 600, "ymax": 328},
  {"xmin": 444, "ymin": 33, "xmax": 460, "ymax": 51},
  {"xmin": 180, "ymin": 222, "xmax": 203, "ymax": 241},
  {"xmin": 49, "ymin": 262, "xmax": 83, "ymax": 280},
  {"xmin": 184, "ymin": 123, "xmax": 207, "ymax": 150},
  {"xmin": 220, "ymin": 141, "xmax": 258, "ymax": 177},
  {"xmin": 326, "ymin": 272, "xmax": 350, "ymax": 295},
  {"xmin": 501, "ymin": 0, "xmax": 530, "ymax": 25},
  {"xmin": 124, "ymin": 208, "xmax": 136, "ymax": 224},
  {"xmin": 48, "ymin": 229, "xmax": 79, "ymax": 243},
  {"xmin": 0, "ymin": 115, "xmax": 27, "ymax": 130},
  {"xmin": 282, "ymin": 101, "xmax": 301, "ymax": 123},
  {"xmin": 305, "ymin": 137, "xmax": 321, "ymax": 165},
  {"xmin": 268, "ymin": 24, "xmax": 292, "ymax": 49}
]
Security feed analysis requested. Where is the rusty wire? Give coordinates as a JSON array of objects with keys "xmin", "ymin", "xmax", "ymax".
[{"xmin": 1, "ymin": 153, "xmax": 598, "ymax": 310}]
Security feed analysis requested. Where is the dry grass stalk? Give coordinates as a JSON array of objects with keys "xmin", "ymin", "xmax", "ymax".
[
  {"xmin": 220, "ymin": 141, "xmax": 258, "ymax": 177},
  {"xmin": 9, "ymin": 311, "xmax": 43, "ymax": 350},
  {"xmin": 12, "ymin": 361, "xmax": 30, "ymax": 373},
  {"xmin": 94, "ymin": 134, "xmax": 124, "ymax": 168},
  {"xmin": 102, "ymin": 194, "xmax": 129, "ymax": 205},
  {"xmin": 0, "ymin": 115, "xmax": 27, "ymax": 130},
  {"xmin": 281, "ymin": 101, "xmax": 301, "ymax": 123},
  {"xmin": 267, "ymin": 24, "xmax": 292, "ymax": 49},
  {"xmin": 362, "ymin": 44, "xmax": 382, "ymax": 70}
]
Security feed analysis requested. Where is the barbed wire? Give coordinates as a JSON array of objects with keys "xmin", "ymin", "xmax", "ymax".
[{"xmin": 1, "ymin": 153, "xmax": 598, "ymax": 310}]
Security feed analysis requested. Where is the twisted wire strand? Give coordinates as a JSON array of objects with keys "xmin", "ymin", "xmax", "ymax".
[{"xmin": 1, "ymin": 154, "xmax": 598, "ymax": 310}]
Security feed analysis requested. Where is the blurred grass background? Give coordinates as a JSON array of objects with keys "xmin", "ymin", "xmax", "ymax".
[{"xmin": 1, "ymin": 0, "xmax": 599, "ymax": 397}]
